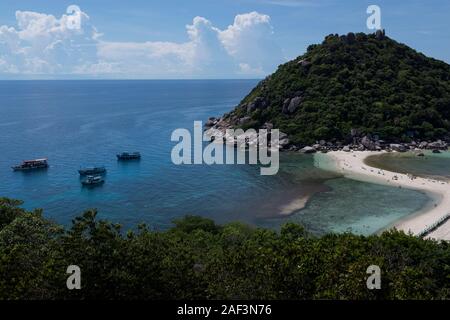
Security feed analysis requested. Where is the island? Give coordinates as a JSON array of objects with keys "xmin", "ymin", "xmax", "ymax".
[{"xmin": 207, "ymin": 30, "xmax": 450, "ymax": 240}]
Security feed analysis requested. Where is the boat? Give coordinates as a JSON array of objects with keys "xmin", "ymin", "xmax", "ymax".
[
  {"xmin": 12, "ymin": 158, "xmax": 48, "ymax": 171},
  {"xmin": 117, "ymin": 152, "xmax": 141, "ymax": 160},
  {"xmin": 81, "ymin": 175, "xmax": 104, "ymax": 186},
  {"xmin": 78, "ymin": 166, "xmax": 106, "ymax": 176}
]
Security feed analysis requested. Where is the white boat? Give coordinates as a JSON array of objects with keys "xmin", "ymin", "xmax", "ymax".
[{"xmin": 81, "ymin": 175, "xmax": 104, "ymax": 186}]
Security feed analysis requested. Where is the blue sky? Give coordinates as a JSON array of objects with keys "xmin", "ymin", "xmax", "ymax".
[{"xmin": 0, "ymin": 0, "xmax": 449, "ymax": 79}]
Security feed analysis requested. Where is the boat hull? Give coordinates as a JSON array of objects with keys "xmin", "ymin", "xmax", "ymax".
[
  {"xmin": 78, "ymin": 168, "xmax": 106, "ymax": 176},
  {"xmin": 116, "ymin": 153, "xmax": 141, "ymax": 160},
  {"xmin": 82, "ymin": 180, "xmax": 105, "ymax": 186},
  {"xmin": 12, "ymin": 164, "xmax": 48, "ymax": 171}
]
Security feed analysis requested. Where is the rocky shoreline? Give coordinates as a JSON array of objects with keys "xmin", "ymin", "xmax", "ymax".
[{"xmin": 204, "ymin": 116, "xmax": 449, "ymax": 154}]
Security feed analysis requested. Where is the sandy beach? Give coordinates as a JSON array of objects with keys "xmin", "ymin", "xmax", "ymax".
[
  {"xmin": 278, "ymin": 195, "xmax": 310, "ymax": 215},
  {"xmin": 314, "ymin": 150, "xmax": 450, "ymax": 241}
]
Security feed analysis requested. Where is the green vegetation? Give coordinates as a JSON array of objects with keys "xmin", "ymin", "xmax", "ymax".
[
  {"xmin": 0, "ymin": 198, "xmax": 449, "ymax": 299},
  {"xmin": 227, "ymin": 32, "xmax": 450, "ymax": 145}
]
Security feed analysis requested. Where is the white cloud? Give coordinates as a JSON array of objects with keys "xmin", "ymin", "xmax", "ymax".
[
  {"xmin": 0, "ymin": 10, "xmax": 99, "ymax": 74},
  {"xmin": 238, "ymin": 63, "xmax": 265, "ymax": 75},
  {"xmin": 0, "ymin": 9, "xmax": 283, "ymax": 78},
  {"xmin": 218, "ymin": 12, "xmax": 281, "ymax": 74}
]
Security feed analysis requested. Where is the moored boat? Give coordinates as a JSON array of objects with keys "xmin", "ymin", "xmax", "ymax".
[
  {"xmin": 78, "ymin": 166, "xmax": 106, "ymax": 176},
  {"xmin": 81, "ymin": 175, "xmax": 104, "ymax": 186},
  {"xmin": 117, "ymin": 152, "xmax": 141, "ymax": 160},
  {"xmin": 12, "ymin": 158, "xmax": 48, "ymax": 171}
]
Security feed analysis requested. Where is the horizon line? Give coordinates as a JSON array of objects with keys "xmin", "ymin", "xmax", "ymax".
[{"xmin": 0, "ymin": 78, "xmax": 264, "ymax": 81}]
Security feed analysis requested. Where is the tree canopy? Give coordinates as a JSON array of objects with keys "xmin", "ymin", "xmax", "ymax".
[{"xmin": 0, "ymin": 198, "xmax": 449, "ymax": 300}]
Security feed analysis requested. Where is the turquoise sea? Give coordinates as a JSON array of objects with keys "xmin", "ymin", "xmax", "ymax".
[{"xmin": 0, "ymin": 80, "xmax": 446, "ymax": 235}]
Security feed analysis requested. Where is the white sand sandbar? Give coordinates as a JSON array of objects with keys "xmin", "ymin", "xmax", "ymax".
[{"xmin": 314, "ymin": 150, "xmax": 450, "ymax": 241}]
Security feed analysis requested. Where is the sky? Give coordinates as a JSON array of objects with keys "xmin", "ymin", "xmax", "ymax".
[{"xmin": 0, "ymin": 0, "xmax": 449, "ymax": 79}]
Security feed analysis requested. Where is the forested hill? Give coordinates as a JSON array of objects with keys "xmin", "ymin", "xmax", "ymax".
[{"xmin": 218, "ymin": 31, "xmax": 450, "ymax": 145}]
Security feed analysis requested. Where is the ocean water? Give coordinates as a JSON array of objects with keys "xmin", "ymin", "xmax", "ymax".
[{"xmin": 0, "ymin": 80, "xmax": 432, "ymax": 235}]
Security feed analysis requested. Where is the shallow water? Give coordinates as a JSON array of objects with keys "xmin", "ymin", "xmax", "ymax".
[
  {"xmin": 365, "ymin": 151, "xmax": 450, "ymax": 180},
  {"xmin": 0, "ymin": 80, "xmax": 431, "ymax": 235}
]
